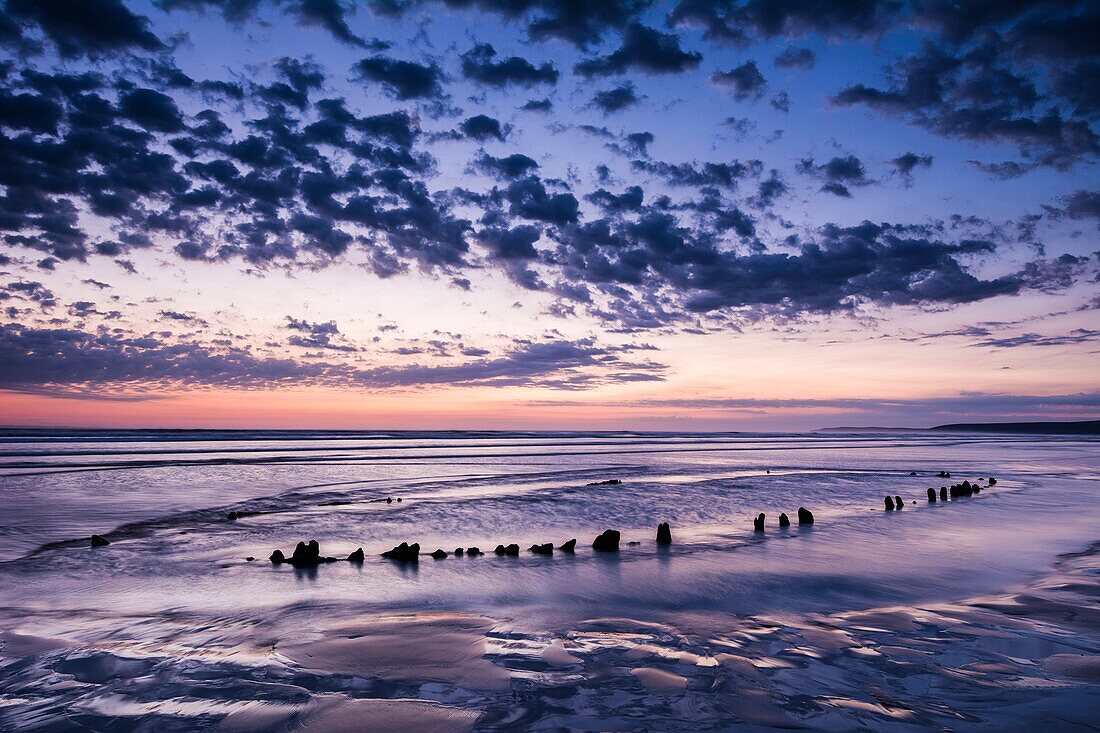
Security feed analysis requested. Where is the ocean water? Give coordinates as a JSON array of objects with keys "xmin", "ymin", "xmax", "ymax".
[{"xmin": 1, "ymin": 430, "xmax": 1098, "ymax": 731}]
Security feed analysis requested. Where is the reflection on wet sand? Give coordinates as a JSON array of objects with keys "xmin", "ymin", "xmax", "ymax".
[{"xmin": 2, "ymin": 540, "xmax": 1098, "ymax": 731}]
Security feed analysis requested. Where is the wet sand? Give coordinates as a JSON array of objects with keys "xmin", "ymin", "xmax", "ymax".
[{"xmin": 2, "ymin": 539, "xmax": 1098, "ymax": 731}]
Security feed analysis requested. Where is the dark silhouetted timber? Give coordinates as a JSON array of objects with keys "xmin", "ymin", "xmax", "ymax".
[
  {"xmin": 347, "ymin": 547, "xmax": 364, "ymax": 562},
  {"xmin": 592, "ymin": 529, "xmax": 620, "ymax": 552},
  {"xmin": 559, "ymin": 538, "xmax": 577, "ymax": 552},
  {"xmin": 937, "ymin": 471, "xmax": 951, "ymax": 478},
  {"xmin": 988, "ymin": 476, "xmax": 997, "ymax": 485},
  {"xmin": 454, "ymin": 547, "xmax": 464, "ymax": 556},
  {"xmin": 927, "ymin": 488, "xmax": 937, "ymax": 502},
  {"xmin": 466, "ymin": 547, "xmax": 482, "ymax": 556},
  {"xmin": 430, "ymin": 549, "xmax": 447, "ymax": 559},
  {"xmin": 884, "ymin": 496, "xmax": 895, "ymax": 510},
  {"xmin": 940, "ymin": 486, "xmax": 948, "ymax": 499},
  {"xmin": 495, "ymin": 543, "xmax": 519, "ymax": 556},
  {"xmin": 269, "ymin": 549, "xmax": 285, "ymax": 562},
  {"xmin": 285, "ymin": 540, "xmax": 337, "ymax": 567},
  {"xmin": 90, "ymin": 534, "xmax": 110, "ymax": 547},
  {"xmin": 530, "ymin": 542, "xmax": 553, "ymax": 555},
  {"xmin": 381, "ymin": 542, "xmax": 420, "ymax": 562},
  {"xmin": 798, "ymin": 507, "xmax": 814, "ymax": 524},
  {"xmin": 386, "ymin": 497, "xmax": 393, "ymax": 503},
  {"xmin": 753, "ymin": 513, "xmax": 765, "ymax": 531},
  {"xmin": 586, "ymin": 479, "xmax": 623, "ymax": 486},
  {"xmin": 895, "ymin": 495, "xmax": 903, "ymax": 509},
  {"xmin": 656, "ymin": 522, "xmax": 672, "ymax": 545},
  {"xmin": 779, "ymin": 513, "xmax": 790, "ymax": 527},
  {"xmin": 910, "ymin": 471, "xmax": 917, "ymax": 476}
]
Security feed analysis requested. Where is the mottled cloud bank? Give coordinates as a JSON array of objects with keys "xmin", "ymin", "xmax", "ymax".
[{"xmin": 0, "ymin": 0, "xmax": 1096, "ymax": 400}]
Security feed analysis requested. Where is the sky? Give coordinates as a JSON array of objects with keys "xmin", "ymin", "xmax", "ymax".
[{"xmin": 0, "ymin": 0, "xmax": 1097, "ymax": 431}]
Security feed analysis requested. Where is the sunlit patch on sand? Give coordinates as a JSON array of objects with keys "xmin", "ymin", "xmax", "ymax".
[
  {"xmin": 220, "ymin": 696, "xmax": 480, "ymax": 733},
  {"xmin": 1045, "ymin": 654, "xmax": 1100, "ymax": 681},
  {"xmin": 278, "ymin": 613, "xmax": 511, "ymax": 691},
  {"xmin": 0, "ymin": 631, "xmax": 71, "ymax": 657},
  {"xmin": 630, "ymin": 666, "xmax": 688, "ymax": 691}
]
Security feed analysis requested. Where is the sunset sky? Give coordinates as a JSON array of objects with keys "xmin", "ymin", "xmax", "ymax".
[{"xmin": 0, "ymin": 0, "xmax": 1097, "ymax": 430}]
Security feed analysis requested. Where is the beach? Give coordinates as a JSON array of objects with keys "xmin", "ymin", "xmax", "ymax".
[{"xmin": 1, "ymin": 430, "xmax": 1098, "ymax": 731}]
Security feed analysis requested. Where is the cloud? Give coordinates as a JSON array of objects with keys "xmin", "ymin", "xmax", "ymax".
[
  {"xmin": 0, "ymin": 322, "xmax": 664, "ymax": 393},
  {"xmin": 1063, "ymin": 190, "xmax": 1100, "ymax": 225},
  {"xmin": 520, "ymin": 97, "xmax": 553, "ymax": 112},
  {"xmin": 352, "ymin": 55, "xmax": 444, "ymax": 99},
  {"xmin": 631, "ymin": 158, "xmax": 759, "ymax": 190},
  {"xmin": 160, "ymin": 309, "xmax": 209, "ymax": 326},
  {"xmin": 574, "ymin": 24, "xmax": 702, "ymax": 76},
  {"xmin": 972, "ymin": 329, "xmax": 1100, "ymax": 349},
  {"xmin": 460, "ymin": 43, "xmax": 558, "ymax": 87},
  {"xmin": 285, "ymin": 315, "xmax": 356, "ymax": 351},
  {"xmin": 474, "ymin": 152, "xmax": 539, "ymax": 179},
  {"xmin": 7, "ymin": 0, "xmax": 162, "ymax": 56},
  {"xmin": 711, "ymin": 61, "xmax": 767, "ymax": 101},
  {"xmin": 890, "ymin": 151, "xmax": 933, "ymax": 184},
  {"xmin": 370, "ymin": 0, "xmax": 651, "ymax": 49},
  {"xmin": 590, "ymin": 82, "xmax": 642, "ymax": 114},
  {"xmin": 158, "ymin": 0, "xmax": 376, "ymax": 47},
  {"xmin": 832, "ymin": 42, "xmax": 1098, "ymax": 170},
  {"xmin": 118, "ymin": 89, "xmax": 185, "ymax": 133},
  {"xmin": 774, "ymin": 45, "xmax": 816, "ymax": 69},
  {"xmin": 796, "ymin": 154, "xmax": 872, "ymax": 196},
  {"xmin": 459, "ymin": 114, "xmax": 506, "ymax": 141},
  {"xmin": 669, "ymin": 0, "xmax": 899, "ymax": 45}
]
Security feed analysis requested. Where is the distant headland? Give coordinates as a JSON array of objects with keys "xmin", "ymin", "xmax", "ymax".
[{"xmin": 819, "ymin": 420, "xmax": 1100, "ymax": 435}]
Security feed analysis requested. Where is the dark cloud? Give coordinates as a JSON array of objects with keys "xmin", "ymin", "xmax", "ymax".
[
  {"xmin": 633, "ymin": 158, "xmax": 760, "ymax": 190},
  {"xmin": 370, "ymin": 0, "xmax": 651, "ymax": 49},
  {"xmin": 477, "ymin": 224, "xmax": 541, "ymax": 260},
  {"xmin": 774, "ymin": 45, "xmax": 816, "ymax": 69},
  {"xmin": 118, "ymin": 88, "xmax": 185, "ymax": 132},
  {"xmin": 459, "ymin": 114, "xmax": 506, "ymax": 141},
  {"xmin": 0, "ymin": 91, "xmax": 64, "ymax": 134},
  {"xmin": 711, "ymin": 61, "xmax": 767, "ymax": 101},
  {"xmin": 295, "ymin": 0, "xmax": 371, "ymax": 47},
  {"xmin": 770, "ymin": 90, "xmax": 790, "ymax": 112},
  {"xmin": 520, "ymin": 97, "xmax": 553, "ymax": 112},
  {"xmin": 159, "ymin": 309, "xmax": 209, "ymax": 326},
  {"xmin": 890, "ymin": 151, "xmax": 933, "ymax": 184},
  {"xmin": 0, "ymin": 322, "xmax": 663, "ymax": 393},
  {"xmin": 1063, "ymin": 190, "xmax": 1100, "ymax": 224},
  {"xmin": 474, "ymin": 152, "xmax": 539, "ymax": 179},
  {"xmin": 157, "ymin": 0, "xmax": 376, "ymax": 47},
  {"xmin": 832, "ymin": 42, "xmax": 1098, "ymax": 170},
  {"xmin": 505, "ymin": 176, "xmax": 580, "ymax": 225},
  {"xmin": 972, "ymin": 329, "xmax": 1100, "ymax": 349},
  {"xmin": 669, "ymin": 0, "xmax": 899, "ymax": 45},
  {"xmin": 352, "ymin": 55, "xmax": 444, "ymax": 100},
  {"xmin": 796, "ymin": 154, "xmax": 871, "ymax": 196},
  {"xmin": 549, "ymin": 218, "xmax": 1032, "ymax": 322},
  {"xmin": 7, "ymin": 0, "xmax": 163, "ymax": 56},
  {"xmin": 285, "ymin": 315, "xmax": 355, "ymax": 350},
  {"xmin": 590, "ymin": 82, "xmax": 642, "ymax": 114},
  {"xmin": 574, "ymin": 23, "xmax": 701, "ymax": 77},
  {"xmin": 460, "ymin": 43, "xmax": 559, "ymax": 87},
  {"xmin": 1, "ymin": 280, "xmax": 57, "ymax": 308}
]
